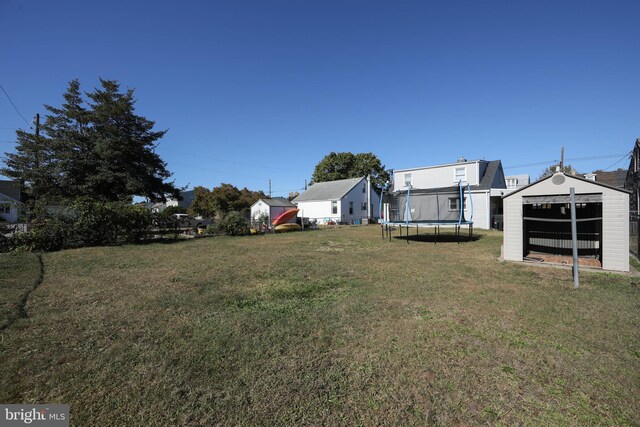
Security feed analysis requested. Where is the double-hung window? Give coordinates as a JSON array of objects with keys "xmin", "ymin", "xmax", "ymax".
[
  {"xmin": 448, "ymin": 197, "xmax": 466, "ymax": 211},
  {"xmin": 404, "ymin": 173, "xmax": 412, "ymax": 187},
  {"xmin": 454, "ymin": 167, "xmax": 466, "ymax": 182},
  {"xmin": 331, "ymin": 201, "xmax": 338, "ymax": 215}
]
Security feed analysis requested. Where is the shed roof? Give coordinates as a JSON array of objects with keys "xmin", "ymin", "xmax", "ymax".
[
  {"xmin": 254, "ymin": 197, "xmax": 296, "ymax": 207},
  {"xmin": 503, "ymin": 172, "xmax": 632, "ymax": 199},
  {"xmin": 293, "ymin": 177, "xmax": 364, "ymax": 202}
]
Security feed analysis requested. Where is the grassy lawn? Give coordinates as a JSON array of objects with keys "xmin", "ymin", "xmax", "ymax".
[{"xmin": 1, "ymin": 227, "xmax": 638, "ymax": 425}]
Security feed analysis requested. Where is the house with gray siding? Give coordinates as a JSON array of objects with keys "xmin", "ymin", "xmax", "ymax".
[{"xmin": 392, "ymin": 159, "xmax": 507, "ymax": 229}]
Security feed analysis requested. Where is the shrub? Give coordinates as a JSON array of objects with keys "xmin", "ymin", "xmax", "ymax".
[
  {"xmin": 218, "ymin": 211, "xmax": 249, "ymax": 236},
  {"xmin": 1, "ymin": 200, "xmax": 153, "ymax": 253}
]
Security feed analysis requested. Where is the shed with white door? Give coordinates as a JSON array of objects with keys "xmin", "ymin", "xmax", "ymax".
[{"xmin": 503, "ymin": 172, "xmax": 630, "ymax": 272}]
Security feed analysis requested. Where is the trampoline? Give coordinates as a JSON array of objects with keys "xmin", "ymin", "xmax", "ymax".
[{"xmin": 379, "ymin": 181, "xmax": 474, "ymax": 242}]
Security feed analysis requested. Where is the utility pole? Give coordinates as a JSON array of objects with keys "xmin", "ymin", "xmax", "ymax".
[
  {"xmin": 304, "ymin": 179, "xmax": 307, "ymax": 190},
  {"xmin": 560, "ymin": 146, "xmax": 564, "ymax": 171},
  {"xmin": 268, "ymin": 179, "xmax": 272, "ymax": 198}
]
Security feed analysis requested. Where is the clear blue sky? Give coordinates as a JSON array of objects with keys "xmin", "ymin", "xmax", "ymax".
[{"xmin": 1, "ymin": 0, "xmax": 638, "ymax": 197}]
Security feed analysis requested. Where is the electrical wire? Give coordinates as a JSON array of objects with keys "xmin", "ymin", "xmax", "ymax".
[
  {"xmin": 504, "ymin": 153, "xmax": 629, "ymax": 170},
  {"xmin": 602, "ymin": 151, "xmax": 632, "ymax": 171},
  {"xmin": 0, "ymin": 83, "xmax": 33, "ymax": 129}
]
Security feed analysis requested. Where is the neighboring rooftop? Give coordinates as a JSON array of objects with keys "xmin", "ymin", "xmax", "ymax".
[
  {"xmin": 505, "ymin": 174, "xmax": 530, "ymax": 190},
  {"xmin": 583, "ymin": 169, "xmax": 626, "ymax": 189},
  {"xmin": 476, "ymin": 160, "xmax": 506, "ymax": 190},
  {"xmin": 293, "ymin": 177, "xmax": 364, "ymax": 202}
]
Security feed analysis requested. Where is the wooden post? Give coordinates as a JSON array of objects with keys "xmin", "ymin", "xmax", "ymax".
[{"xmin": 570, "ymin": 187, "xmax": 579, "ymax": 288}]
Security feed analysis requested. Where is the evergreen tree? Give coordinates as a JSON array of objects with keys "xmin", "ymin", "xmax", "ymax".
[
  {"xmin": 86, "ymin": 79, "xmax": 177, "ymax": 202},
  {"xmin": 1, "ymin": 79, "xmax": 179, "ymax": 204},
  {"xmin": 1, "ymin": 129, "xmax": 58, "ymax": 203}
]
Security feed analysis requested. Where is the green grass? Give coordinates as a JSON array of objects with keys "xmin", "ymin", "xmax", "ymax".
[{"xmin": 1, "ymin": 227, "xmax": 638, "ymax": 425}]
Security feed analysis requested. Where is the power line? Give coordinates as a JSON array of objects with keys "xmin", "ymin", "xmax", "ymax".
[
  {"xmin": 603, "ymin": 151, "xmax": 632, "ymax": 171},
  {"xmin": 0, "ymin": 83, "xmax": 33, "ymax": 129},
  {"xmin": 504, "ymin": 153, "xmax": 629, "ymax": 170}
]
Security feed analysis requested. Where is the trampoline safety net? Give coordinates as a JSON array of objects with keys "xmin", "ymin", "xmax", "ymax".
[{"xmin": 381, "ymin": 183, "xmax": 473, "ymax": 224}]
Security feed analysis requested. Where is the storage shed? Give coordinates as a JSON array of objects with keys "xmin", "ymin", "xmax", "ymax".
[
  {"xmin": 250, "ymin": 197, "xmax": 297, "ymax": 225},
  {"xmin": 503, "ymin": 172, "xmax": 630, "ymax": 272}
]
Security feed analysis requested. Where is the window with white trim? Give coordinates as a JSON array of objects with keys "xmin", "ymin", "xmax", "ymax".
[
  {"xmin": 404, "ymin": 173, "xmax": 412, "ymax": 187},
  {"xmin": 506, "ymin": 178, "xmax": 518, "ymax": 188},
  {"xmin": 454, "ymin": 167, "xmax": 466, "ymax": 182},
  {"xmin": 0, "ymin": 203, "xmax": 11, "ymax": 214},
  {"xmin": 361, "ymin": 202, "xmax": 367, "ymax": 211},
  {"xmin": 331, "ymin": 201, "xmax": 337, "ymax": 214},
  {"xmin": 448, "ymin": 197, "xmax": 467, "ymax": 211},
  {"xmin": 348, "ymin": 201, "xmax": 353, "ymax": 215}
]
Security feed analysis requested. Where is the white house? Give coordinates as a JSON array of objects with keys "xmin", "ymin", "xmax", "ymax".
[
  {"xmin": 250, "ymin": 197, "xmax": 297, "ymax": 225},
  {"xmin": 293, "ymin": 176, "xmax": 380, "ymax": 224},
  {"xmin": 0, "ymin": 180, "xmax": 24, "ymax": 223},
  {"xmin": 392, "ymin": 159, "xmax": 507, "ymax": 229},
  {"xmin": 503, "ymin": 172, "xmax": 629, "ymax": 272}
]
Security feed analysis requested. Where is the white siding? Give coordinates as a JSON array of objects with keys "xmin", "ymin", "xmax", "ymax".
[
  {"xmin": 295, "ymin": 200, "xmax": 340, "ymax": 223},
  {"xmin": 602, "ymin": 191, "xmax": 629, "ymax": 271},
  {"xmin": 503, "ymin": 174, "xmax": 629, "ymax": 272},
  {"xmin": 340, "ymin": 181, "xmax": 381, "ymax": 223},
  {"xmin": 393, "ymin": 161, "xmax": 481, "ymax": 191},
  {"xmin": 250, "ymin": 201, "xmax": 270, "ymax": 223},
  {"xmin": 503, "ymin": 194, "xmax": 524, "ymax": 261},
  {"xmin": 468, "ymin": 191, "xmax": 491, "ymax": 230},
  {"xmin": 295, "ymin": 178, "xmax": 381, "ymax": 224}
]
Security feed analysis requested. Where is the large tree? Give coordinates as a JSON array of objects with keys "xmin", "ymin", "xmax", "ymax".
[
  {"xmin": 1, "ymin": 79, "xmax": 179, "ymax": 204},
  {"xmin": 190, "ymin": 183, "xmax": 265, "ymax": 218},
  {"xmin": 311, "ymin": 152, "xmax": 390, "ymax": 190}
]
